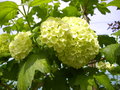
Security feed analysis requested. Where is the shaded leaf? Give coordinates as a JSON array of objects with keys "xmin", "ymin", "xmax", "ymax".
[
  {"xmin": 73, "ymin": 75, "xmax": 97, "ymax": 90},
  {"xmin": 115, "ymin": 45, "xmax": 120, "ymax": 65},
  {"xmin": 109, "ymin": 66, "xmax": 120, "ymax": 75},
  {"xmin": 29, "ymin": 0, "xmax": 52, "ymax": 7},
  {"xmin": 3, "ymin": 26, "xmax": 12, "ymax": 33},
  {"xmin": 97, "ymin": 2, "xmax": 110, "ymax": 14},
  {"xmin": 43, "ymin": 69, "xmax": 70, "ymax": 90},
  {"xmin": 94, "ymin": 73, "xmax": 114, "ymax": 90},
  {"xmin": 32, "ymin": 6, "xmax": 48, "ymax": 21},
  {"xmin": 50, "ymin": 3, "xmax": 61, "ymax": 17},
  {"xmin": 101, "ymin": 44, "xmax": 120, "ymax": 63},
  {"xmin": 98, "ymin": 35, "xmax": 117, "ymax": 48},
  {"xmin": 17, "ymin": 54, "xmax": 50, "ymax": 90},
  {"xmin": 108, "ymin": 0, "xmax": 120, "ymax": 8},
  {"xmin": 2, "ymin": 60, "xmax": 19, "ymax": 80},
  {"xmin": 0, "ymin": 1, "xmax": 18, "ymax": 25}
]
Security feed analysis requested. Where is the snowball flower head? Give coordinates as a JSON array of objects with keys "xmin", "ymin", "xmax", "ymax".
[
  {"xmin": 0, "ymin": 34, "xmax": 12, "ymax": 57},
  {"xmin": 9, "ymin": 32, "xmax": 33, "ymax": 60},
  {"xmin": 39, "ymin": 17, "xmax": 69, "ymax": 52},
  {"xmin": 40, "ymin": 17, "xmax": 100, "ymax": 69}
]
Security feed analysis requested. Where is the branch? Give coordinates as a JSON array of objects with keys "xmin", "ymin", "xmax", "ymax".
[
  {"xmin": 22, "ymin": 5, "xmax": 32, "ymax": 31},
  {"xmin": 88, "ymin": 57, "xmax": 106, "ymax": 67}
]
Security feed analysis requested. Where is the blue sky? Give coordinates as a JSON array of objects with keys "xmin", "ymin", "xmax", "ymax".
[
  {"xmin": 0, "ymin": 0, "xmax": 120, "ymax": 35},
  {"xmin": 90, "ymin": 6, "xmax": 120, "ymax": 35}
]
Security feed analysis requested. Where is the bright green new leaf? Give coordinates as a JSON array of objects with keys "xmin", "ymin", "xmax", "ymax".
[
  {"xmin": 108, "ymin": 0, "xmax": 120, "ymax": 8},
  {"xmin": 112, "ymin": 30, "xmax": 120, "ymax": 36},
  {"xmin": 101, "ymin": 44, "xmax": 120, "ymax": 63},
  {"xmin": 29, "ymin": 0, "xmax": 52, "ymax": 7},
  {"xmin": 0, "ymin": 1, "xmax": 18, "ymax": 25},
  {"xmin": 94, "ymin": 73, "xmax": 114, "ymax": 90},
  {"xmin": 17, "ymin": 54, "xmax": 50, "ymax": 90},
  {"xmin": 62, "ymin": 6, "xmax": 79, "ymax": 16}
]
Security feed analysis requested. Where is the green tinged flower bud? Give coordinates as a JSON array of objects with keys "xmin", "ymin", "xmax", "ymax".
[
  {"xmin": 0, "ymin": 34, "xmax": 12, "ymax": 57},
  {"xmin": 39, "ymin": 17, "xmax": 100, "ymax": 69},
  {"xmin": 9, "ymin": 32, "xmax": 33, "ymax": 60}
]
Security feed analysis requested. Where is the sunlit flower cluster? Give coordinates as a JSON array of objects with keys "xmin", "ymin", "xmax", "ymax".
[
  {"xmin": 0, "ymin": 34, "xmax": 12, "ymax": 57},
  {"xmin": 39, "ymin": 17, "xmax": 69, "ymax": 53},
  {"xmin": 96, "ymin": 61, "xmax": 115, "ymax": 70},
  {"xmin": 39, "ymin": 17, "xmax": 100, "ymax": 69},
  {"xmin": 9, "ymin": 32, "xmax": 33, "ymax": 60}
]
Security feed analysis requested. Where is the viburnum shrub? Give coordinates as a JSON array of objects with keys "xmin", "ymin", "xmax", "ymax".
[
  {"xmin": 39, "ymin": 17, "xmax": 100, "ymax": 69},
  {"xmin": 1, "ymin": 0, "xmax": 119, "ymax": 89},
  {"xmin": 9, "ymin": 32, "xmax": 33, "ymax": 60},
  {"xmin": 0, "ymin": 34, "xmax": 13, "ymax": 57}
]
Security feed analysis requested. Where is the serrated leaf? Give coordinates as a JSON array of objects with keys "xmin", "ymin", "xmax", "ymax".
[
  {"xmin": 108, "ymin": 0, "xmax": 120, "ymax": 8},
  {"xmin": 29, "ymin": 0, "xmax": 52, "ymax": 7},
  {"xmin": 98, "ymin": 35, "xmax": 117, "ymax": 48},
  {"xmin": 101, "ymin": 44, "xmax": 120, "ymax": 63},
  {"xmin": 0, "ymin": 1, "xmax": 18, "ymax": 25},
  {"xmin": 94, "ymin": 73, "xmax": 114, "ymax": 90},
  {"xmin": 17, "ymin": 54, "xmax": 50, "ymax": 90}
]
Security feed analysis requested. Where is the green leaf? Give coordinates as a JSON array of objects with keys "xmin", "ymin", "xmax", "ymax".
[
  {"xmin": 43, "ymin": 69, "xmax": 70, "ymax": 90},
  {"xmin": 109, "ymin": 66, "xmax": 120, "ymax": 74},
  {"xmin": 21, "ymin": 0, "xmax": 30, "ymax": 3},
  {"xmin": 2, "ymin": 60, "xmax": 19, "ymax": 80},
  {"xmin": 73, "ymin": 75, "xmax": 97, "ymax": 90},
  {"xmin": 94, "ymin": 73, "xmax": 114, "ymax": 90},
  {"xmin": 50, "ymin": 3, "xmax": 61, "ymax": 17},
  {"xmin": 97, "ymin": 2, "xmax": 110, "ymax": 14},
  {"xmin": 98, "ymin": 35, "xmax": 117, "ymax": 48},
  {"xmin": 108, "ymin": 0, "xmax": 120, "ymax": 8},
  {"xmin": 32, "ymin": 6, "xmax": 48, "ymax": 20},
  {"xmin": 0, "ymin": 1, "xmax": 18, "ymax": 25},
  {"xmin": 29, "ymin": 0, "xmax": 52, "ymax": 7},
  {"xmin": 101, "ymin": 44, "xmax": 120, "ymax": 63},
  {"xmin": 17, "ymin": 54, "xmax": 50, "ymax": 90},
  {"xmin": 62, "ymin": 6, "xmax": 79, "ymax": 17},
  {"xmin": 114, "ymin": 45, "xmax": 120, "ymax": 65},
  {"xmin": 112, "ymin": 30, "xmax": 120, "ymax": 36}
]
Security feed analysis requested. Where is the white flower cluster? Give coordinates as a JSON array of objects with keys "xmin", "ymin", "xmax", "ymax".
[
  {"xmin": 39, "ymin": 17, "xmax": 100, "ymax": 69},
  {"xmin": 9, "ymin": 32, "xmax": 33, "ymax": 60},
  {"xmin": 96, "ymin": 61, "xmax": 115, "ymax": 70},
  {"xmin": 0, "ymin": 34, "xmax": 12, "ymax": 57},
  {"xmin": 39, "ymin": 17, "xmax": 69, "ymax": 52}
]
